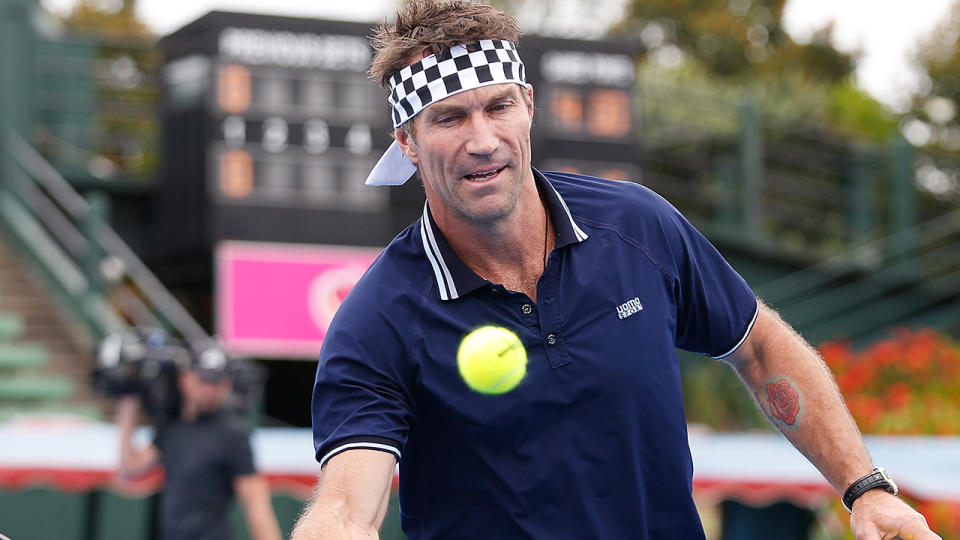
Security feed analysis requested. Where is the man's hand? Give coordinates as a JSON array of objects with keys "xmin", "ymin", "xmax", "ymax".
[
  {"xmin": 850, "ymin": 490, "xmax": 942, "ymax": 540},
  {"xmin": 114, "ymin": 395, "xmax": 159, "ymax": 477}
]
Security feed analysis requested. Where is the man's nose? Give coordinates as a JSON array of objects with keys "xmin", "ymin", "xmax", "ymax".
[{"xmin": 463, "ymin": 116, "xmax": 498, "ymax": 156}]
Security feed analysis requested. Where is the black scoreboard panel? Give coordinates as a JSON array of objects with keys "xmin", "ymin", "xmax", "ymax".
[
  {"xmin": 157, "ymin": 12, "xmax": 640, "ymax": 257},
  {"xmin": 522, "ymin": 36, "xmax": 641, "ymax": 182},
  {"xmin": 158, "ymin": 12, "xmax": 421, "ymax": 256}
]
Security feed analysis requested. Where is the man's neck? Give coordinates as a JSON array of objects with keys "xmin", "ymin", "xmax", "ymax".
[
  {"xmin": 181, "ymin": 404, "xmax": 222, "ymax": 423},
  {"xmin": 434, "ymin": 181, "xmax": 553, "ymax": 301}
]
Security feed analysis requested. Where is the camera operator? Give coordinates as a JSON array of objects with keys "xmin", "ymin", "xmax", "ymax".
[{"xmin": 113, "ymin": 339, "xmax": 282, "ymax": 540}]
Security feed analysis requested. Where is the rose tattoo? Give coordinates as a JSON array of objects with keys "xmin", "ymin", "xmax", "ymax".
[{"xmin": 766, "ymin": 379, "xmax": 801, "ymax": 426}]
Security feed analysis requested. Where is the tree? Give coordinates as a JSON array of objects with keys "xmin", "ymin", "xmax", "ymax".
[
  {"xmin": 908, "ymin": 1, "xmax": 960, "ymax": 153},
  {"xmin": 494, "ymin": 0, "xmax": 855, "ymax": 82},
  {"xmin": 491, "ymin": 0, "xmax": 894, "ymax": 140},
  {"xmin": 44, "ymin": 0, "xmax": 160, "ymax": 181},
  {"xmin": 61, "ymin": 0, "xmax": 153, "ymax": 41},
  {"xmin": 615, "ymin": 0, "xmax": 856, "ymax": 82}
]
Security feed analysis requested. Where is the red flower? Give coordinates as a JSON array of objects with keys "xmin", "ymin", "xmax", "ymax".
[{"xmin": 888, "ymin": 382, "xmax": 912, "ymax": 409}]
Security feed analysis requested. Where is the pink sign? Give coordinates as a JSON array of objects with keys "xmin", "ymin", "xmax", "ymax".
[{"xmin": 216, "ymin": 241, "xmax": 381, "ymax": 358}]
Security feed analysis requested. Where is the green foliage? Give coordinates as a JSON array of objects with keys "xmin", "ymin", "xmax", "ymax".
[
  {"xmin": 678, "ymin": 350, "xmax": 769, "ymax": 431},
  {"xmin": 614, "ymin": 0, "xmax": 854, "ymax": 83},
  {"xmin": 45, "ymin": 0, "xmax": 160, "ymax": 181},
  {"xmin": 638, "ymin": 58, "xmax": 894, "ymax": 143},
  {"xmin": 497, "ymin": 0, "xmax": 875, "ymax": 140},
  {"xmin": 908, "ymin": 1, "xmax": 960, "ymax": 154},
  {"xmin": 825, "ymin": 81, "xmax": 898, "ymax": 142},
  {"xmin": 62, "ymin": 0, "xmax": 154, "ymax": 41}
]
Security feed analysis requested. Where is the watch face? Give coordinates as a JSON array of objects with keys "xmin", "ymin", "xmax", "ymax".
[
  {"xmin": 843, "ymin": 467, "xmax": 899, "ymax": 513},
  {"xmin": 878, "ymin": 467, "xmax": 899, "ymax": 495}
]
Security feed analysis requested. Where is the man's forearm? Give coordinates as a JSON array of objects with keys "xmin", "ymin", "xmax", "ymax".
[
  {"xmin": 727, "ymin": 302, "xmax": 942, "ymax": 539},
  {"xmin": 115, "ymin": 396, "xmax": 154, "ymax": 475},
  {"xmin": 725, "ymin": 303, "xmax": 874, "ymax": 492},
  {"xmin": 291, "ymin": 450, "xmax": 396, "ymax": 540},
  {"xmin": 235, "ymin": 474, "xmax": 283, "ymax": 540}
]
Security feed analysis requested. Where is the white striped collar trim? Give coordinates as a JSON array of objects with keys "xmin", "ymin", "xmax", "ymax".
[
  {"xmin": 420, "ymin": 203, "xmax": 460, "ymax": 301},
  {"xmin": 538, "ymin": 170, "xmax": 589, "ymax": 243},
  {"xmin": 419, "ymin": 170, "xmax": 588, "ymax": 301}
]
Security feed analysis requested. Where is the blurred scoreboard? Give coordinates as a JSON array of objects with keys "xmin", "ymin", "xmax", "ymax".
[
  {"xmin": 523, "ymin": 35, "xmax": 641, "ymax": 183},
  {"xmin": 157, "ymin": 12, "xmax": 639, "ymax": 258},
  {"xmin": 157, "ymin": 12, "xmax": 417, "ymax": 257}
]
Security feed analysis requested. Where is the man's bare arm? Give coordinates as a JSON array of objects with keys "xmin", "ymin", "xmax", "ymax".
[
  {"xmin": 724, "ymin": 301, "xmax": 939, "ymax": 540},
  {"xmin": 235, "ymin": 473, "xmax": 283, "ymax": 540},
  {"xmin": 291, "ymin": 449, "xmax": 397, "ymax": 540},
  {"xmin": 115, "ymin": 396, "xmax": 159, "ymax": 477}
]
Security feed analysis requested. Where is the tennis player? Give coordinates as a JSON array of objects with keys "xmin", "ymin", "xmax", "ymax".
[{"xmin": 293, "ymin": 1, "xmax": 941, "ymax": 539}]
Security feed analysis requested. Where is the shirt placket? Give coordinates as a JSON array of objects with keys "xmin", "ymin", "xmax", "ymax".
[{"xmin": 537, "ymin": 251, "xmax": 571, "ymax": 368}]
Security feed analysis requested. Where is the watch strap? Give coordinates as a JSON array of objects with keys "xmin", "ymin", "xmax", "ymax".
[{"xmin": 842, "ymin": 467, "xmax": 898, "ymax": 513}]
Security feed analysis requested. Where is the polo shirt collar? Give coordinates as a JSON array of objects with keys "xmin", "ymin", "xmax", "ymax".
[{"xmin": 419, "ymin": 168, "xmax": 589, "ymax": 301}]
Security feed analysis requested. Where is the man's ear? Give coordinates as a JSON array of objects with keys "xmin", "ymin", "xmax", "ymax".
[
  {"xmin": 525, "ymin": 84, "xmax": 535, "ymax": 120},
  {"xmin": 394, "ymin": 127, "xmax": 418, "ymax": 165}
]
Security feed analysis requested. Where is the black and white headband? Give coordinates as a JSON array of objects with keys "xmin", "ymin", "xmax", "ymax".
[{"xmin": 365, "ymin": 39, "xmax": 527, "ymax": 186}]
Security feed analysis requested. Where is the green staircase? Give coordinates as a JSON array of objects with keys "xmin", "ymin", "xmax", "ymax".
[
  {"xmin": 0, "ymin": 318, "xmax": 83, "ymax": 419},
  {"xmin": 0, "ymin": 239, "xmax": 101, "ymax": 420},
  {"xmin": 0, "ymin": 123, "xmax": 209, "ymax": 421}
]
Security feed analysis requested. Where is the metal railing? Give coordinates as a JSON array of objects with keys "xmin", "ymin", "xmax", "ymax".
[
  {"xmin": 0, "ymin": 126, "xmax": 207, "ymax": 345},
  {"xmin": 754, "ymin": 208, "xmax": 960, "ymax": 344},
  {"xmin": 636, "ymin": 77, "xmax": 943, "ymax": 261}
]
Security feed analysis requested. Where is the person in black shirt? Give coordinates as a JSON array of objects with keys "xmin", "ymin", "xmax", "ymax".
[{"xmin": 115, "ymin": 348, "xmax": 281, "ymax": 540}]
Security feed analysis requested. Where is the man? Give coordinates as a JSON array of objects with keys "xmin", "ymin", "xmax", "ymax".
[
  {"xmin": 116, "ymin": 344, "xmax": 282, "ymax": 540},
  {"xmin": 293, "ymin": 1, "xmax": 940, "ymax": 538}
]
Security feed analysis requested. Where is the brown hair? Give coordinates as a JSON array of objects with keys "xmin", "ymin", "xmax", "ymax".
[{"xmin": 369, "ymin": 0, "xmax": 522, "ymax": 88}]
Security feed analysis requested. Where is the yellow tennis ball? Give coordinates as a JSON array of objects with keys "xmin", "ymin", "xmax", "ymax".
[{"xmin": 457, "ymin": 326, "xmax": 527, "ymax": 394}]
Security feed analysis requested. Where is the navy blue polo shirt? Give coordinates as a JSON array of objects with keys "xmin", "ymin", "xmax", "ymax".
[{"xmin": 312, "ymin": 169, "xmax": 758, "ymax": 539}]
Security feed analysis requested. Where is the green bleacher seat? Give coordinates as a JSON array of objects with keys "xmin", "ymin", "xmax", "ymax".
[
  {"xmin": 0, "ymin": 374, "xmax": 74, "ymax": 401},
  {"xmin": 0, "ymin": 342, "xmax": 50, "ymax": 369},
  {"xmin": 0, "ymin": 312, "xmax": 25, "ymax": 340},
  {"xmin": 0, "ymin": 403, "xmax": 102, "ymax": 422}
]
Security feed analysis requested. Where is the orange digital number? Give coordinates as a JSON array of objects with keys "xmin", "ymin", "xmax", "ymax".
[
  {"xmin": 218, "ymin": 64, "xmax": 252, "ymax": 114},
  {"xmin": 220, "ymin": 149, "xmax": 254, "ymax": 199},
  {"xmin": 586, "ymin": 89, "xmax": 631, "ymax": 138}
]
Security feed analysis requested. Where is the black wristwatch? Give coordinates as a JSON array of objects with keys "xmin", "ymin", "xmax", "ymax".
[{"xmin": 842, "ymin": 467, "xmax": 898, "ymax": 513}]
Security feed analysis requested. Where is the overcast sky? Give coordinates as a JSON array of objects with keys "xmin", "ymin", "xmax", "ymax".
[{"xmin": 39, "ymin": 0, "xmax": 958, "ymax": 111}]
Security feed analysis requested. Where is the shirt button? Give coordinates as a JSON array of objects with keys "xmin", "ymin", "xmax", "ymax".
[
  {"xmin": 546, "ymin": 333, "xmax": 557, "ymax": 345},
  {"xmin": 521, "ymin": 304, "xmax": 533, "ymax": 315}
]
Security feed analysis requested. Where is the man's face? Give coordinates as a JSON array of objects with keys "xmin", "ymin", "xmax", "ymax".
[
  {"xmin": 179, "ymin": 370, "xmax": 232, "ymax": 416},
  {"xmin": 395, "ymin": 83, "xmax": 535, "ymax": 226}
]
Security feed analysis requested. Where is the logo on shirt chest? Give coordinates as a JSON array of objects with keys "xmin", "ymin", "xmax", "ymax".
[{"xmin": 616, "ymin": 297, "xmax": 644, "ymax": 320}]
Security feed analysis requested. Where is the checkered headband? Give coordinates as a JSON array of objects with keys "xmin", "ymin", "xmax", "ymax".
[{"xmin": 387, "ymin": 39, "xmax": 527, "ymax": 127}]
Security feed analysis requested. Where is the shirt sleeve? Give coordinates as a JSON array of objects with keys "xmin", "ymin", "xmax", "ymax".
[
  {"xmin": 660, "ymin": 204, "xmax": 758, "ymax": 358},
  {"xmin": 311, "ymin": 285, "xmax": 415, "ymax": 468},
  {"xmin": 225, "ymin": 421, "xmax": 256, "ymax": 478}
]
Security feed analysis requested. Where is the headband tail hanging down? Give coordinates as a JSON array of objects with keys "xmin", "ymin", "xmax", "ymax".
[{"xmin": 365, "ymin": 141, "xmax": 418, "ymax": 186}]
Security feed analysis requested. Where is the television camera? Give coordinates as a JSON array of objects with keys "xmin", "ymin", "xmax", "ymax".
[{"xmin": 92, "ymin": 327, "xmax": 261, "ymax": 422}]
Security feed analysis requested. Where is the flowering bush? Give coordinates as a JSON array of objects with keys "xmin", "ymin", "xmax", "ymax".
[
  {"xmin": 819, "ymin": 328, "xmax": 960, "ymax": 538},
  {"xmin": 819, "ymin": 328, "xmax": 960, "ymax": 435}
]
